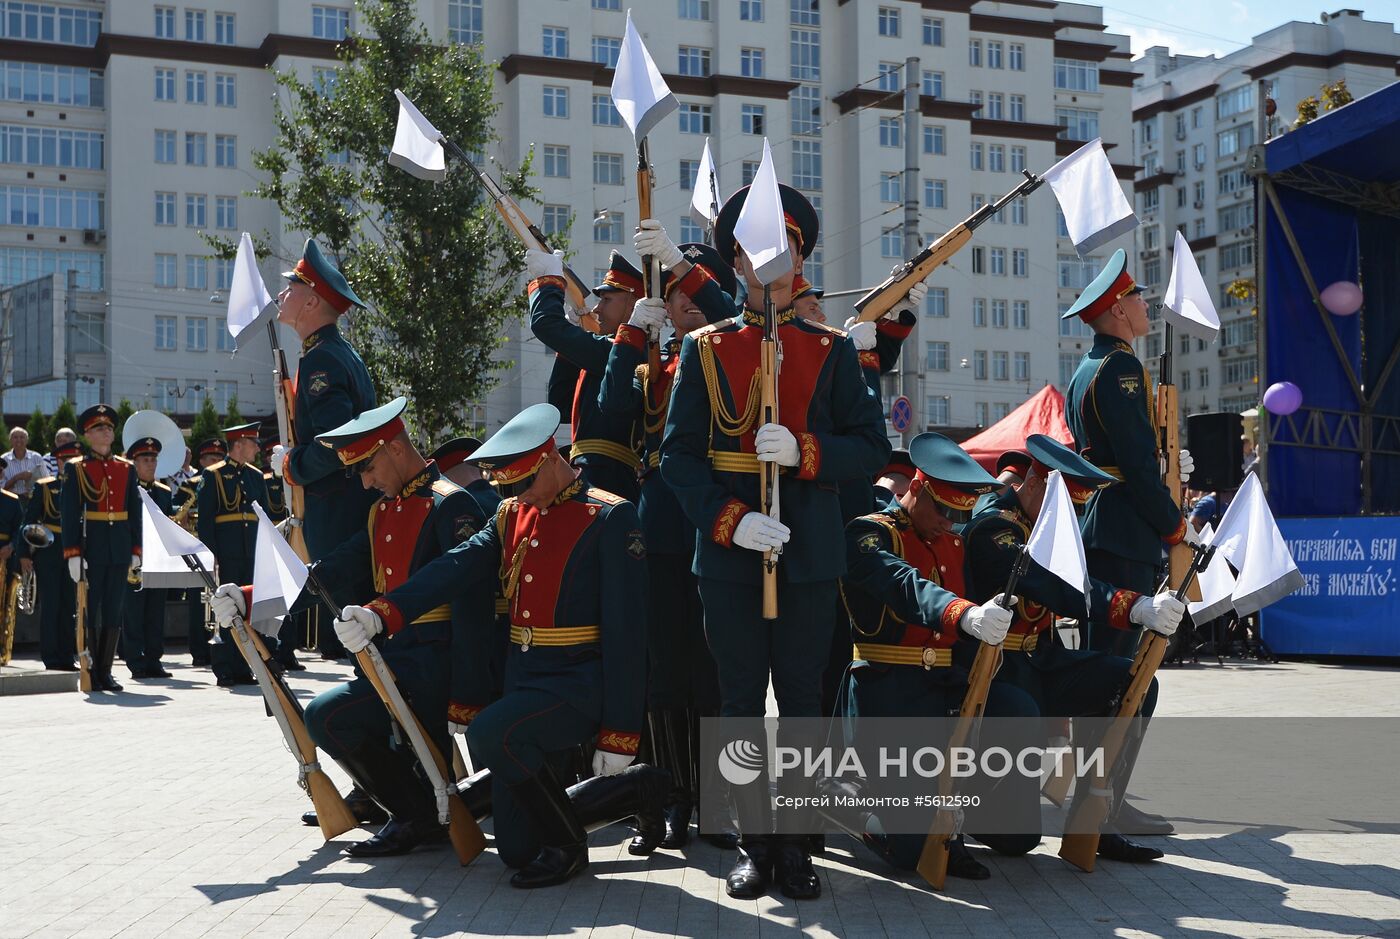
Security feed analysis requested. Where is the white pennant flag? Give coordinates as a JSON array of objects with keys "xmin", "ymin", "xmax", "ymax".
[
  {"xmin": 1041, "ymin": 138, "xmax": 1137, "ymax": 257},
  {"xmin": 249, "ymin": 503, "xmax": 310, "ymax": 636},
  {"xmin": 227, "ymin": 232, "xmax": 275, "ymax": 353},
  {"xmin": 1209, "ymin": 473, "xmax": 1304, "ymax": 615},
  {"xmin": 137, "ymin": 488, "xmax": 213, "ymax": 588},
  {"xmin": 691, "ymin": 137, "xmax": 720, "ymax": 229},
  {"xmin": 388, "ymin": 89, "xmax": 446, "ymax": 182},
  {"xmin": 1189, "ymin": 522, "xmax": 1239, "ymax": 623},
  {"xmin": 732, "ymin": 138, "xmax": 792, "ymax": 286},
  {"xmin": 1025, "ymin": 470, "xmax": 1089, "ymax": 596},
  {"xmin": 1163, "ymin": 229, "xmax": 1221, "ymax": 342},
  {"xmin": 610, "ymin": 10, "xmax": 677, "ymax": 140}
]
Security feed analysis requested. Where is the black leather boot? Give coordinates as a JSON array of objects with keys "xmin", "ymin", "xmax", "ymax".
[
  {"xmin": 96, "ymin": 625, "xmax": 122, "ymax": 691},
  {"xmin": 336, "ymin": 746, "xmax": 446, "ymax": 858},
  {"xmin": 629, "ymin": 712, "xmax": 669, "ymax": 855},
  {"xmin": 508, "ymin": 764, "xmax": 590, "ymax": 888},
  {"xmin": 1097, "ymin": 832, "xmax": 1164, "ymax": 862},
  {"xmin": 660, "ymin": 709, "xmax": 694, "ymax": 848},
  {"xmin": 455, "ymin": 769, "xmax": 493, "ymax": 821},
  {"xmin": 773, "ymin": 834, "xmax": 821, "ymax": 900},
  {"xmin": 301, "ymin": 786, "xmax": 389, "ymax": 827},
  {"xmin": 570, "ymin": 763, "xmax": 671, "ymax": 838},
  {"xmin": 726, "ymin": 768, "xmax": 774, "ymax": 899},
  {"xmin": 696, "ymin": 710, "xmax": 739, "ymax": 849}
]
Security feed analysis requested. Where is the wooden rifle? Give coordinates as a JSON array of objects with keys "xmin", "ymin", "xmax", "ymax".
[
  {"xmin": 635, "ymin": 137, "xmax": 663, "ymax": 376},
  {"xmin": 1057, "ymin": 543, "xmax": 1215, "ymax": 872},
  {"xmin": 854, "ymin": 170, "xmax": 1044, "ymax": 323},
  {"xmin": 916, "ymin": 550, "xmax": 1025, "ymax": 888},
  {"xmin": 305, "ymin": 570, "xmax": 485, "ymax": 865},
  {"xmin": 76, "ymin": 512, "xmax": 91, "ymax": 692},
  {"xmin": 759, "ymin": 284, "xmax": 781, "ymax": 620},
  {"xmin": 1157, "ymin": 322, "xmax": 1201, "ymax": 601},
  {"xmin": 267, "ymin": 320, "xmax": 309, "ymax": 564}
]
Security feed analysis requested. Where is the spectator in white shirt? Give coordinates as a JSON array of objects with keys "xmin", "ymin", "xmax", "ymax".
[
  {"xmin": 2, "ymin": 427, "xmax": 47, "ymax": 500},
  {"xmin": 43, "ymin": 426, "xmax": 78, "ymax": 479}
]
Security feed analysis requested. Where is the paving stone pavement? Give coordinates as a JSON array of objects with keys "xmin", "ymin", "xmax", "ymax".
[{"xmin": 3, "ymin": 653, "xmax": 1399, "ymax": 938}]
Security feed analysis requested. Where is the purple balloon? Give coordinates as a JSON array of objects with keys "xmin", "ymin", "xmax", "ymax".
[
  {"xmin": 1320, "ymin": 280, "xmax": 1363, "ymax": 316},
  {"xmin": 1263, "ymin": 381, "xmax": 1303, "ymax": 416}
]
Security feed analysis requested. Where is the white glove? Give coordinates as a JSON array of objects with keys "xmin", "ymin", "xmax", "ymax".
[
  {"xmin": 628, "ymin": 296, "xmax": 668, "ymax": 339},
  {"xmin": 271, "ymin": 444, "xmax": 288, "ymax": 478},
  {"xmin": 754, "ymin": 422, "xmax": 800, "ymax": 467},
  {"xmin": 333, "ymin": 605, "xmax": 384, "ymax": 653},
  {"xmin": 732, "ymin": 512, "xmax": 791, "ymax": 552},
  {"xmin": 960, "ymin": 595, "xmax": 1015, "ymax": 646},
  {"xmin": 633, "ymin": 219, "xmax": 684, "ymax": 270},
  {"xmin": 448, "ymin": 721, "xmax": 467, "ymax": 737},
  {"xmin": 1181, "ymin": 521, "xmax": 1202, "ymax": 546},
  {"xmin": 210, "ymin": 583, "xmax": 246, "ymax": 628},
  {"xmin": 893, "ymin": 280, "xmax": 929, "ymax": 318},
  {"xmin": 593, "ymin": 749, "xmax": 635, "ymax": 777},
  {"xmin": 1178, "ymin": 448, "xmax": 1194, "ymax": 484},
  {"xmin": 1130, "ymin": 591, "xmax": 1186, "ymax": 636},
  {"xmin": 67, "ymin": 556, "xmax": 84, "ymax": 584},
  {"xmin": 130, "ymin": 554, "xmax": 141, "ymax": 573},
  {"xmin": 526, "ymin": 247, "xmax": 565, "ymax": 281},
  {"xmin": 843, "ymin": 317, "xmax": 877, "ymax": 351}
]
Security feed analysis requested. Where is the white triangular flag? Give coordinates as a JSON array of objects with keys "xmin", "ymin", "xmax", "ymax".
[
  {"xmin": 1025, "ymin": 470, "xmax": 1089, "ymax": 596},
  {"xmin": 249, "ymin": 503, "xmax": 310, "ymax": 636},
  {"xmin": 138, "ymin": 488, "xmax": 214, "ymax": 588},
  {"xmin": 1041, "ymin": 138, "xmax": 1137, "ymax": 257},
  {"xmin": 1189, "ymin": 522, "xmax": 1238, "ymax": 623},
  {"xmin": 227, "ymin": 232, "xmax": 274, "ymax": 353},
  {"xmin": 610, "ymin": 10, "xmax": 677, "ymax": 140},
  {"xmin": 1163, "ymin": 230, "xmax": 1221, "ymax": 342},
  {"xmin": 691, "ymin": 137, "xmax": 720, "ymax": 230},
  {"xmin": 1209, "ymin": 474, "xmax": 1304, "ymax": 615},
  {"xmin": 388, "ymin": 89, "xmax": 446, "ymax": 182},
  {"xmin": 732, "ymin": 138, "xmax": 792, "ymax": 286}
]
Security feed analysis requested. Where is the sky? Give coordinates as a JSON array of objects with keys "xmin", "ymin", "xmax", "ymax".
[{"xmin": 1098, "ymin": 0, "xmax": 1382, "ymax": 59}]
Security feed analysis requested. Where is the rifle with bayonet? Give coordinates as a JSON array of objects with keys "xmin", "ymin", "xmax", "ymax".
[{"xmin": 1157, "ymin": 321, "xmax": 1200, "ymax": 600}]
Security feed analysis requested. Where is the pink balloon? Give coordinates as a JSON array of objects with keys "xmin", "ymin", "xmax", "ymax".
[
  {"xmin": 1263, "ymin": 381, "xmax": 1303, "ymax": 416},
  {"xmin": 1320, "ymin": 280, "xmax": 1363, "ymax": 316}
]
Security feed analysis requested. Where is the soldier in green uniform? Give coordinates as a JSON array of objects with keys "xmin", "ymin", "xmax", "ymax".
[
  {"xmin": 62, "ymin": 404, "xmax": 142, "ymax": 693},
  {"xmin": 1063, "ymin": 249, "xmax": 1197, "ymax": 655},
  {"xmin": 121, "ymin": 436, "xmax": 174, "ymax": 679},
  {"xmin": 0, "ymin": 474, "xmax": 21, "ymax": 650},
  {"xmin": 269, "ymin": 238, "xmax": 378, "ymax": 660},
  {"xmin": 198, "ymin": 422, "xmax": 266, "ymax": 688},
  {"xmin": 527, "ymin": 249, "xmax": 643, "ymax": 502},
  {"xmin": 175, "ymin": 438, "xmax": 224, "ymax": 667},
  {"xmin": 332, "ymin": 404, "xmax": 654, "ymax": 887},
  {"xmin": 21, "ymin": 439, "xmax": 80, "ymax": 670},
  {"xmin": 661, "ymin": 184, "xmax": 891, "ymax": 900},
  {"xmin": 602, "ymin": 232, "xmax": 739, "ymax": 851},
  {"xmin": 960, "ymin": 434, "xmax": 1185, "ymax": 858}
]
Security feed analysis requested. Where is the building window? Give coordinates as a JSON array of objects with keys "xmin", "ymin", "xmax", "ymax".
[
  {"xmin": 541, "ymin": 204, "xmax": 570, "ymax": 235},
  {"xmin": 741, "ymin": 103, "xmax": 765, "ymax": 135},
  {"xmin": 993, "ymin": 350, "xmax": 1009, "ymax": 380},
  {"xmin": 448, "ymin": 0, "xmax": 482, "ymax": 43},
  {"xmin": 879, "ymin": 117, "xmax": 901, "ymax": 148},
  {"xmin": 1217, "ymin": 124, "xmax": 1254, "ymax": 159},
  {"xmin": 1141, "ymin": 188, "xmax": 1160, "ymax": 213},
  {"xmin": 741, "ymin": 48, "xmax": 765, "ymax": 78},
  {"xmin": 154, "ymin": 130, "xmax": 175, "ymax": 164},
  {"xmin": 1056, "ymin": 108, "xmax": 1099, "ymax": 142},
  {"xmin": 923, "ymin": 16, "xmax": 943, "ymax": 46},
  {"xmin": 542, "ymin": 86, "xmax": 568, "ymax": 118},
  {"xmin": 922, "ymin": 70, "xmax": 943, "ymax": 99},
  {"xmin": 0, "ymin": 4, "xmax": 102, "ymax": 46},
  {"xmin": 542, "ymin": 144, "xmax": 569, "ymax": 178},
  {"xmin": 986, "ymin": 41, "xmax": 1003, "ymax": 69},
  {"xmin": 1219, "ymin": 240, "xmax": 1253, "ymax": 270},
  {"xmin": 791, "ymin": 139, "xmax": 821, "ymax": 189},
  {"xmin": 155, "ymin": 6, "xmax": 175, "ymax": 38},
  {"xmin": 985, "ymin": 93, "xmax": 1005, "ymax": 122},
  {"xmin": 741, "ymin": 0, "xmax": 764, "ymax": 21},
  {"xmin": 215, "ymin": 317, "xmax": 235, "ymax": 352},
  {"xmin": 1014, "ymin": 351, "xmax": 1030, "ymax": 381},
  {"xmin": 1054, "ymin": 58, "xmax": 1099, "ymax": 92},
  {"xmin": 678, "ymin": 159, "xmax": 700, "ymax": 191},
  {"xmin": 184, "ymin": 9, "xmax": 205, "ymax": 42},
  {"xmin": 1012, "ymin": 248, "xmax": 1027, "ymax": 277},
  {"xmin": 154, "ymin": 192, "xmax": 175, "ymax": 226},
  {"xmin": 155, "ymin": 67, "xmax": 175, "ymax": 101},
  {"xmin": 969, "ymin": 39, "xmax": 981, "ymax": 67},
  {"xmin": 881, "ymin": 227, "xmax": 902, "ymax": 258},
  {"xmin": 970, "ymin": 142, "xmax": 983, "ymax": 171},
  {"xmin": 1058, "ymin": 253, "xmax": 1098, "ymax": 289},
  {"xmin": 215, "ymin": 11, "xmax": 235, "ymax": 45},
  {"xmin": 593, "ymin": 152, "xmax": 622, "ymax": 186},
  {"xmin": 214, "ymin": 380, "xmax": 237, "ymax": 411},
  {"xmin": 927, "ymin": 286, "xmax": 948, "ymax": 317},
  {"xmin": 679, "ymin": 103, "xmax": 712, "ymax": 134},
  {"xmin": 678, "ymin": 46, "xmax": 712, "ymax": 77},
  {"xmin": 1218, "ymin": 166, "xmax": 1248, "ymax": 195},
  {"xmin": 213, "ymin": 73, "xmax": 236, "ymax": 107},
  {"xmin": 741, "ymin": 161, "xmax": 759, "ymax": 185},
  {"xmin": 215, "ymin": 195, "xmax": 236, "ymax": 229},
  {"xmin": 974, "ymin": 349, "xmax": 987, "ymax": 378},
  {"xmin": 1223, "ymin": 356, "xmax": 1256, "ymax": 385},
  {"xmin": 0, "ymin": 185, "xmax": 104, "ymax": 229},
  {"xmin": 923, "ymin": 179, "xmax": 945, "ymax": 209},
  {"xmin": 791, "ymin": 86, "xmax": 821, "ymax": 135},
  {"xmin": 679, "ymin": 217, "xmax": 704, "ymax": 242},
  {"xmin": 926, "ymin": 395, "xmax": 950, "ymax": 427},
  {"xmin": 790, "ymin": 28, "xmax": 820, "ymax": 81},
  {"xmin": 593, "ymin": 0, "xmax": 621, "ymax": 8},
  {"xmin": 154, "ymin": 256, "xmax": 177, "ymax": 289},
  {"xmin": 595, "ymin": 211, "xmax": 623, "ymax": 244},
  {"xmin": 926, "ymin": 341, "xmax": 949, "ymax": 371},
  {"xmin": 1216, "ymin": 85, "xmax": 1253, "ymax": 119},
  {"xmin": 185, "ymin": 70, "xmax": 206, "ymax": 104},
  {"xmin": 988, "ymin": 143, "xmax": 1005, "ymax": 172},
  {"xmin": 186, "ymin": 315, "xmax": 207, "ymax": 352},
  {"xmin": 213, "ymin": 258, "xmax": 233, "ymax": 291},
  {"xmin": 1009, "ymin": 43, "xmax": 1024, "ymax": 71},
  {"xmin": 876, "ymin": 62, "xmax": 901, "ymax": 93},
  {"xmin": 155, "ymin": 315, "xmax": 177, "ymax": 348},
  {"xmin": 1008, "ymin": 95, "xmax": 1026, "ymax": 123},
  {"xmin": 923, "ymin": 125, "xmax": 945, "ymax": 155},
  {"xmin": 878, "ymin": 7, "xmax": 900, "ymax": 36},
  {"xmin": 971, "ymin": 246, "xmax": 985, "ymax": 275},
  {"xmin": 185, "ymin": 132, "xmax": 206, "ymax": 165},
  {"xmin": 542, "ymin": 25, "xmax": 568, "ymax": 57},
  {"xmin": 1012, "ymin": 300, "xmax": 1029, "ymax": 329},
  {"xmin": 880, "ymin": 172, "xmax": 901, "ymax": 204},
  {"xmin": 991, "ymin": 298, "xmax": 1007, "ymax": 326},
  {"xmin": 592, "ymin": 94, "xmax": 621, "ymax": 126},
  {"xmin": 679, "ymin": 0, "xmax": 711, "ymax": 19},
  {"xmin": 215, "ymin": 134, "xmax": 236, "ymax": 167},
  {"xmin": 185, "ymin": 193, "xmax": 206, "ymax": 228},
  {"xmin": 152, "ymin": 379, "xmax": 178, "ymax": 411},
  {"xmin": 312, "ymin": 5, "xmax": 350, "ymax": 40}
]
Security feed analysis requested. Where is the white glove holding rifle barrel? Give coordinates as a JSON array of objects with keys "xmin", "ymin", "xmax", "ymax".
[
  {"xmin": 960, "ymin": 594, "xmax": 1015, "ymax": 645},
  {"xmin": 1130, "ymin": 591, "xmax": 1186, "ymax": 637},
  {"xmin": 68, "ymin": 556, "xmax": 85, "ymax": 584},
  {"xmin": 891, "ymin": 280, "xmax": 930, "ymax": 320},
  {"xmin": 633, "ymin": 219, "xmax": 684, "ymax": 270},
  {"xmin": 334, "ymin": 604, "xmax": 384, "ymax": 653},
  {"xmin": 210, "ymin": 583, "xmax": 246, "ymax": 629}
]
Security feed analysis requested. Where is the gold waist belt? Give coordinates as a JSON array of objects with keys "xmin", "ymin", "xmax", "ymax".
[
  {"xmin": 1004, "ymin": 632, "xmax": 1039, "ymax": 652},
  {"xmin": 214, "ymin": 512, "xmax": 258, "ymax": 524},
  {"xmin": 412, "ymin": 605, "xmax": 452, "ymax": 624},
  {"xmin": 570, "ymin": 439, "xmax": 642, "ymax": 469},
  {"xmin": 510, "ymin": 624, "xmax": 600, "ymax": 650},
  {"xmin": 1095, "ymin": 465, "xmax": 1125, "ymax": 481},
  {"xmin": 853, "ymin": 643, "xmax": 952, "ymax": 669},
  {"xmin": 86, "ymin": 511, "xmax": 128, "ymax": 522},
  {"xmin": 709, "ymin": 450, "xmax": 760, "ymax": 474},
  {"xmin": 647, "ymin": 452, "xmax": 661, "ymax": 469}
]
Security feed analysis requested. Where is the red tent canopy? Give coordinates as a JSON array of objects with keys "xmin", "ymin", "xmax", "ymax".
[{"xmin": 960, "ymin": 384, "xmax": 1073, "ymax": 472}]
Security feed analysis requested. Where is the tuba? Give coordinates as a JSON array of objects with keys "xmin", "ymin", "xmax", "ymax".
[{"xmin": 17, "ymin": 524, "xmax": 52, "ymax": 615}]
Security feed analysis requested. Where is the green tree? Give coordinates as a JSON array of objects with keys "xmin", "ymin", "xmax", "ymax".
[
  {"xmin": 114, "ymin": 398, "xmax": 135, "ymax": 441},
  {"xmin": 227, "ymin": 0, "xmax": 533, "ymax": 439},
  {"xmin": 189, "ymin": 396, "xmax": 222, "ymax": 450},
  {"xmin": 51, "ymin": 399, "xmax": 78, "ymax": 440},
  {"xmin": 223, "ymin": 394, "xmax": 243, "ymax": 428},
  {"xmin": 26, "ymin": 407, "xmax": 50, "ymax": 453}
]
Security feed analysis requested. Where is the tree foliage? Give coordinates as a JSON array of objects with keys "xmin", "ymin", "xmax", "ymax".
[
  {"xmin": 189, "ymin": 397, "xmax": 222, "ymax": 449},
  {"xmin": 51, "ymin": 399, "xmax": 77, "ymax": 440},
  {"xmin": 239, "ymin": 0, "xmax": 535, "ymax": 439},
  {"xmin": 223, "ymin": 394, "xmax": 243, "ymax": 428},
  {"xmin": 26, "ymin": 407, "xmax": 50, "ymax": 453},
  {"xmin": 114, "ymin": 398, "xmax": 135, "ymax": 441}
]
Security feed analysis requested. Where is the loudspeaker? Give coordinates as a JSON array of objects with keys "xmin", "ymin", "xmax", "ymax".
[{"xmin": 1187, "ymin": 412, "xmax": 1244, "ymax": 491}]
